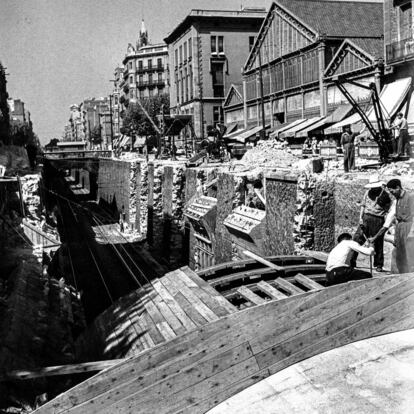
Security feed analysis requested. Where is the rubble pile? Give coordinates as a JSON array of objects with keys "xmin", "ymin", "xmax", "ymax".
[
  {"xmin": 241, "ymin": 140, "xmax": 298, "ymax": 167},
  {"xmin": 379, "ymin": 160, "xmax": 414, "ymax": 177},
  {"xmin": 21, "ymin": 174, "xmax": 42, "ymax": 220}
]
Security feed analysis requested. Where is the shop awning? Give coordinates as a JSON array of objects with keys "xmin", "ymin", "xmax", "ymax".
[
  {"xmin": 280, "ymin": 116, "xmax": 324, "ymax": 139},
  {"xmin": 269, "ymin": 119, "xmax": 306, "ymax": 139},
  {"xmin": 133, "ymin": 137, "xmax": 146, "ymax": 148},
  {"xmin": 406, "ymin": 95, "xmax": 414, "ymax": 135},
  {"xmin": 119, "ymin": 135, "xmax": 131, "ymax": 147},
  {"xmin": 224, "ymin": 128, "xmax": 246, "ymax": 141},
  {"xmin": 229, "ymin": 125, "xmax": 264, "ymax": 143},
  {"xmin": 223, "ymin": 122, "xmax": 238, "ymax": 138},
  {"xmin": 299, "ymin": 104, "xmax": 353, "ymax": 135},
  {"xmin": 325, "ymin": 77, "xmax": 412, "ymax": 134}
]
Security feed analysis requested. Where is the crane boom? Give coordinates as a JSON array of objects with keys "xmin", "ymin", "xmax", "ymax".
[{"xmin": 333, "ymin": 80, "xmax": 392, "ymax": 162}]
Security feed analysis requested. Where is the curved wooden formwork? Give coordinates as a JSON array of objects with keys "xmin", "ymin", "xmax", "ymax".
[{"xmin": 35, "ymin": 272, "xmax": 414, "ymax": 414}]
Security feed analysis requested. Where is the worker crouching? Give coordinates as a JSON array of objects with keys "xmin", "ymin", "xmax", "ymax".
[{"xmin": 326, "ymin": 233, "xmax": 374, "ymax": 286}]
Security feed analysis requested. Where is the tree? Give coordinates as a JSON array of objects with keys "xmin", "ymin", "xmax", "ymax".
[{"xmin": 122, "ymin": 93, "xmax": 170, "ymax": 143}]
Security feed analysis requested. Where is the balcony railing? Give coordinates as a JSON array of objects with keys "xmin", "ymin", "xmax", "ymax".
[
  {"xmin": 386, "ymin": 37, "xmax": 414, "ymax": 64},
  {"xmin": 136, "ymin": 65, "xmax": 164, "ymax": 73},
  {"xmin": 137, "ymin": 80, "xmax": 166, "ymax": 88}
]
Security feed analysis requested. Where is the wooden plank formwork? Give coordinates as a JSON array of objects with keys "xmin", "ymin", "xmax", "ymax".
[{"xmin": 34, "ymin": 272, "xmax": 414, "ymax": 414}]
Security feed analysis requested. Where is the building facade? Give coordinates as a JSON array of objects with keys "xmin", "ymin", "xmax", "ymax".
[
  {"xmin": 0, "ymin": 62, "xmax": 9, "ymax": 142},
  {"xmin": 120, "ymin": 20, "xmax": 169, "ymax": 105},
  {"xmin": 164, "ymin": 8, "xmax": 266, "ymax": 139},
  {"xmin": 384, "ymin": 0, "xmax": 414, "ymax": 135},
  {"xmin": 224, "ymin": 0, "xmax": 384, "ymax": 137}
]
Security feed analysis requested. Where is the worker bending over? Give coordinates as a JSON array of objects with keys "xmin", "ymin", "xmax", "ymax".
[{"xmin": 326, "ymin": 232, "xmax": 374, "ymax": 286}]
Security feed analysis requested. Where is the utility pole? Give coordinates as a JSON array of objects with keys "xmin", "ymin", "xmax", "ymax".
[{"xmin": 257, "ymin": 51, "xmax": 266, "ymax": 141}]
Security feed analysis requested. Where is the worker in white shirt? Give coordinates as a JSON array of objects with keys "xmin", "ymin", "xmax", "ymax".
[
  {"xmin": 391, "ymin": 112, "xmax": 412, "ymax": 157},
  {"xmin": 326, "ymin": 232, "xmax": 374, "ymax": 286}
]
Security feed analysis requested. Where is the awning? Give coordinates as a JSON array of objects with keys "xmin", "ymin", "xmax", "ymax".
[
  {"xmin": 280, "ymin": 117, "xmax": 324, "ymax": 139},
  {"xmin": 325, "ymin": 110, "xmax": 369, "ymax": 134},
  {"xmin": 269, "ymin": 119, "xmax": 306, "ymax": 139},
  {"xmin": 301, "ymin": 104, "xmax": 353, "ymax": 135},
  {"xmin": 406, "ymin": 94, "xmax": 414, "ymax": 134},
  {"xmin": 224, "ymin": 128, "xmax": 246, "ymax": 141},
  {"xmin": 367, "ymin": 76, "xmax": 411, "ymax": 122},
  {"xmin": 326, "ymin": 77, "xmax": 412, "ymax": 134},
  {"xmin": 296, "ymin": 117, "xmax": 328, "ymax": 138},
  {"xmin": 223, "ymin": 122, "xmax": 238, "ymax": 138},
  {"xmin": 119, "ymin": 135, "xmax": 131, "ymax": 147},
  {"xmin": 133, "ymin": 137, "xmax": 146, "ymax": 148},
  {"xmin": 229, "ymin": 125, "xmax": 264, "ymax": 143}
]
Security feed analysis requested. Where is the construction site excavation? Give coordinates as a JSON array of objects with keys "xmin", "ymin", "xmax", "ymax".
[{"xmin": 1, "ymin": 0, "xmax": 414, "ymax": 413}]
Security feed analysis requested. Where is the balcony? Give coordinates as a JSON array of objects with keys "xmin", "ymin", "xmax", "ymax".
[
  {"xmin": 386, "ymin": 37, "xmax": 414, "ymax": 64},
  {"xmin": 137, "ymin": 80, "xmax": 166, "ymax": 88},
  {"xmin": 136, "ymin": 64, "xmax": 164, "ymax": 73}
]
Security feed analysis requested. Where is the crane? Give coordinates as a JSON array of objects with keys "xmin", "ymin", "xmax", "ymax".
[{"xmin": 333, "ymin": 78, "xmax": 393, "ymax": 163}]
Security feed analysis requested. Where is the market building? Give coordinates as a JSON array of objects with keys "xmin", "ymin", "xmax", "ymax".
[
  {"xmin": 224, "ymin": 0, "xmax": 386, "ymax": 143},
  {"xmin": 164, "ymin": 8, "xmax": 266, "ymax": 140}
]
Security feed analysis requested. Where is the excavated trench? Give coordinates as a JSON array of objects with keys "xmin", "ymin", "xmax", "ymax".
[{"xmin": 0, "ymin": 161, "xmax": 166, "ymax": 412}]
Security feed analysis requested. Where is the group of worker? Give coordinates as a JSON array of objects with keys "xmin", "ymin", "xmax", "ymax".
[
  {"xmin": 341, "ymin": 112, "xmax": 413, "ymax": 172},
  {"xmin": 326, "ymin": 176, "xmax": 414, "ymax": 285}
]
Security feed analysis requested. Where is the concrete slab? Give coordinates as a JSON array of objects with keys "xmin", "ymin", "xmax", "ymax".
[{"xmin": 209, "ymin": 330, "xmax": 414, "ymax": 414}]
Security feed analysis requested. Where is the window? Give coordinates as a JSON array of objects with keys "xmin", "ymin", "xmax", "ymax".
[
  {"xmin": 148, "ymin": 59, "xmax": 152, "ymax": 69},
  {"xmin": 175, "ymin": 49, "xmax": 178, "ymax": 68},
  {"xmin": 249, "ymin": 36, "xmax": 255, "ymax": 51},
  {"xmin": 189, "ymin": 65, "xmax": 193, "ymax": 99},
  {"xmin": 180, "ymin": 70, "xmax": 184, "ymax": 102},
  {"xmin": 211, "ymin": 36, "xmax": 216, "ymax": 53},
  {"xmin": 184, "ymin": 68, "xmax": 188, "ymax": 101},
  {"xmin": 179, "ymin": 45, "xmax": 183, "ymax": 64},
  {"xmin": 139, "ymin": 89, "xmax": 144, "ymax": 98},
  {"xmin": 149, "ymin": 89, "xmax": 153, "ymax": 97},
  {"xmin": 213, "ymin": 106, "xmax": 223, "ymax": 126},
  {"xmin": 218, "ymin": 36, "xmax": 224, "ymax": 53},
  {"xmin": 139, "ymin": 74, "xmax": 143, "ymax": 85},
  {"xmin": 129, "ymin": 75, "xmax": 134, "ymax": 84},
  {"xmin": 129, "ymin": 89, "xmax": 134, "ymax": 99},
  {"xmin": 148, "ymin": 73, "xmax": 153, "ymax": 84},
  {"xmin": 184, "ymin": 41, "xmax": 187, "ymax": 61},
  {"xmin": 157, "ymin": 58, "xmax": 162, "ymax": 68},
  {"xmin": 211, "ymin": 62, "xmax": 224, "ymax": 97},
  {"xmin": 188, "ymin": 38, "xmax": 192, "ymax": 58},
  {"xmin": 176, "ymin": 74, "xmax": 179, "ymax": 103},
  {"xmin": 211, "ymin": 36, "xmax": 224, "ymax": 54},
  {"xmin": 158, "ymin": 73, "xmax": 162, "ymax": 83},
  {"xmin": 138, "ymin": 60, "xmax": 143, "ymax": 70},
  {"xmin": 129, "ymin": 61, "xmax": 132, "ymax": 70}
]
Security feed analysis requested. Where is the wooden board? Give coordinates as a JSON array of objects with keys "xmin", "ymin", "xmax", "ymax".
[
  {"xmin": 236, "ymin": 286, "xmax": 266, "ymax": 305},
  {"xmin": 34, "ymin": 273, "xmax": 414, "ymax": 414},
  {"xmin": 256, "ymin": 281, "xmax": 288, "ymax": 300},
  {"xmin": 273, "ymin": 277, "xmax": 305, "ymax": 295},
  {"xmin": 294, "ymin": 273, "xmax": 324, "ymax": 291}
]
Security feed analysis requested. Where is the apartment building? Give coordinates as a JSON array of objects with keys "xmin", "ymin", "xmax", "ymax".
[{"xmin": 164, "ymin": 8, "xmax": 265, "ymax": 139}]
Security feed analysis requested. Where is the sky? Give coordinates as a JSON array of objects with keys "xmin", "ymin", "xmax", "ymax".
[{"xmin": 0, "ymin": 0, "xmax": 381, "ymax": 144}]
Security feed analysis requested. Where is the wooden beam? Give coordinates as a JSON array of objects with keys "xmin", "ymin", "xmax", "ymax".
[
  {"xmin": 3, "ymin": 359, "xmax": 125, "ymax": 381},
  {"xmin": 256, "ymin": 281, "xmax": 288, "ymax": 300},
  {"xmin": 242, "ymin": 250, "xmax": 284, "ymax": 271},
  {"xmin": 274, "ymin": 277, "xmax": 305, "ymax": 295},
  {"xmin": 303, "ymin": 250, "xmax": 329, "ymax": 263},
  {"xmin": 237, "ymin": 286, "xmax": 266, "ymax": 305},
  {"xmin": 294, "ymin": 273, "xmax": 324, "ymax": 291}
]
